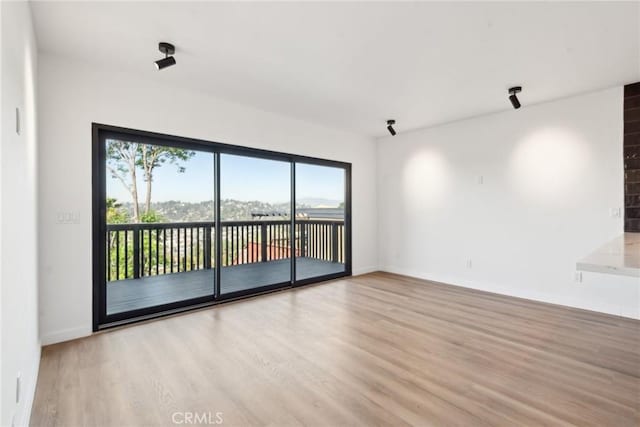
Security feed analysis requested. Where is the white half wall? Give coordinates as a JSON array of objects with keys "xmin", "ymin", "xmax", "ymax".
[
  {"xmin": 37, "ymin": 54, "xmax": 378, "ymax": 345},
  {"xmin": 1, "ymin": 1, "xmax": 41, "ymax": 425},
  {"xmin": 377, "ymin": 87, "xmax": 639, "ymax": 318}
]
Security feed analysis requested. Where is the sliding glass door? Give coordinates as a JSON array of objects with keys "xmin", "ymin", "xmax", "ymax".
[
  {"xmin": 103, "ymin": 137, "xmax": 216, "ymax": 318},
  {"xmin": 219, "ymin": 154, "xmax": 292, "ymax": 296},
  {"xmin": 94, "ymin": 124, "xmax": 351, "ymax": 329},
  {"xmin": 294, "ymin": 163, "xmax": 347, "ymax": 282}
]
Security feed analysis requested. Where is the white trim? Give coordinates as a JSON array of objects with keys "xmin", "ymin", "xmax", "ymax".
[
  {"xmin": 41, "ymin": 326, "xmax": 91, "ymax": 346},
  {"xmin": 352, "ymin": 266, "xmax": 378, "ymax": 276},
  {"xmin": 379, "ymin": 266, "xmax": 640, "ymax": 320}
]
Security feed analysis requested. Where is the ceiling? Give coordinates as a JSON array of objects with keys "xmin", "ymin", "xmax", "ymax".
[{"xmin": 31, "ymin": 1, "xmax": 640, "ymax": 137}]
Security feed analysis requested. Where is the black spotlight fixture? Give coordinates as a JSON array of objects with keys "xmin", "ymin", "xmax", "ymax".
[
  {"xmin": 508, "ymin": 86, "xmax": 522, "ymax": 109},
  {"xmin": 386, "ymin": 119, "xmax": 397, "ymax": 136},
  {"xmin": 155, "ymin": 42, "xmax": 176, "ymax": 70}
]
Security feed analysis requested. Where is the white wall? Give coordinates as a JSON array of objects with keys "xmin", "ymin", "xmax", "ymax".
[
  {"xmin": 38, "ymin": 54, "xmax": 378, "ymax": 345},
  {"xmin": 378, "ymin": 88, "xmax": 639, "ymax": 318},
  {"xmin": 0, "ymin": 1, "xmax": 41, "ymax": 425}
]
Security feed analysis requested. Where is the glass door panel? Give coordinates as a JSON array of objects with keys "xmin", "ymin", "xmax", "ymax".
[
  {"xmin": 105, "ymin": 138, "xmax": 216, "ymax": 316},
  {"xmin": 219, "ymin": 154, "xmax": 292, "ymax": 295},
  {"xmin": 295, "ymin": 163, "xmax": 346, "ymax": 281}
]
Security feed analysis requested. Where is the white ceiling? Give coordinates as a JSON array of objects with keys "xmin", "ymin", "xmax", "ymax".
[{"xmin": 31, "ymin": 1, "xmax": 640, "ymax": 137}]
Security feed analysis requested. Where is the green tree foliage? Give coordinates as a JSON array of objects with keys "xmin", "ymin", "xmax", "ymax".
[
  {"xmin": 139, "ymin": 210, "xmax": 165, "ymax": 224},
  {"xmin": 106, "ymin": 198, "xmax": 130, "ymax": 224},
  {"xmin": 106, "ymin": 139, "xmax": 195, "ymax": 222},
  {"xmin": 107, "ymin": 210, "xmax": 169, "ymax": 280}
]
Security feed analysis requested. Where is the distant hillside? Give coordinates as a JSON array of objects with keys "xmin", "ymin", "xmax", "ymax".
[
  {"xmin": 296, "ymin": 197, "xmax": 342, "ymax": 208},
  {"xmin": 119, "ymin": 199, "xmax": 337, "ymax": 222}
]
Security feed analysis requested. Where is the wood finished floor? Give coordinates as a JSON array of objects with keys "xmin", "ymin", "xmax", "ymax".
[{"xmin": 31, "ymin": 272, "xmax": 640, "ymax": 426}]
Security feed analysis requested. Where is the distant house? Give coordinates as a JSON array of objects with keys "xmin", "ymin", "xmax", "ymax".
[
  {"xmin": 240, "ymin": 241, "xmax": 300, "ymax": 264},
  {"xmin": 251, "ymin": 207, "xmax": 344, "ymax": 221},
  {"xmin": 223, "ymin": 209, "xmax": 345, "ymax": 266},
  {"xmin": 296, "ymin": 208, "xmax": 344, "ymax": 220}
]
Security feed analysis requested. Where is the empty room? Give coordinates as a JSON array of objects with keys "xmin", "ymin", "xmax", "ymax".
[{"xmin": 1, "ymin": 1, "xmax": 639, "ymax": 426}]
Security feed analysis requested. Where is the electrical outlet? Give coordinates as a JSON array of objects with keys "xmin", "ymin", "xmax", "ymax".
[
  {"xmin": 466, "ymin": 259, "xmax": 473, "ymax": 269},
  {"xmin": 610, "ymin": 208, "xmax": 621, "ymax": 219},
  {"xmin": 477, "ymin": 175, "xmax": 484, "ymax": 184},
  {"xmin": 574, "ymin": 271, "xmax": 583, "ymax": 283},
  {"xmin": 16, "ymin": 373, "xmax": 21, "ymax": 403}
]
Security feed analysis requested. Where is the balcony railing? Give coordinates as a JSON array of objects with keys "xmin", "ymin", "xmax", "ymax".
[{"xmin": 106, "ymin": 219, "xmax": 345, "ymax": 281}]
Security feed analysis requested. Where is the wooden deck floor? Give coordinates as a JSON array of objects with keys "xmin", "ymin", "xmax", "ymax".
[
  {"xmin": 107, "ymin": 257, "xmax": 345, "ymax": 314},
  {"xmin": 33, "ymin": 272, "xmax": 640, "ymax": 426}
]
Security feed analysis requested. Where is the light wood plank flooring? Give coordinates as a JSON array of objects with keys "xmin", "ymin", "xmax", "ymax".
[{"xmin": 31, "ymin": 272, "xmax": 640, "ymax": 426}]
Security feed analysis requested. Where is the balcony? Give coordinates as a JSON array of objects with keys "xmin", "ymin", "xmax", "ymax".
[{"xmin": 106, "ymin": 219, "xmax": 346, "ymax": 314}]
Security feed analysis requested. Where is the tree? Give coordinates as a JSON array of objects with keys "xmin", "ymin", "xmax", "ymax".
[
  {"xmin": 106, "ymin": 141, "xmax": 140, "ymax": 221},
  {"xmin": 106, "ymin": 140, "xmax": 195, "ymax": 222},
  {"xmin": 139, "ymin": 144, "xmax": 194, "ymax": 216},
  {"xmin": 106, "ymin": 197, "xmax": 130, "ymax": 224},
  {"xmin": 139, "ymin": 210, "xmax": 165, "ymax": 223}
]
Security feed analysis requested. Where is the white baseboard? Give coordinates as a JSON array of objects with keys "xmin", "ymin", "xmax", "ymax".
[
  {"xmin": 41, "ymin": 325, "xmax": 91, "ymax": 346},
  {"xmin": 352, "ymin": 266, "xmax": 378, "ymax": 276},
  {"xmin": 379, "ymin": 266, "xmax": 640, "ymax": 320}
]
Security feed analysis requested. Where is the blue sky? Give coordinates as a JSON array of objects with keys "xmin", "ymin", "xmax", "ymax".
[{"xmin": 107, "ymin": 149, "xmax": 345, "ymax": 205}]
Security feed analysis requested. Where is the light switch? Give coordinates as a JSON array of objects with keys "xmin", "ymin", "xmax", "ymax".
[{"xmin": 56, "ymin": 211, "xmax": 80, "ymax": 224}]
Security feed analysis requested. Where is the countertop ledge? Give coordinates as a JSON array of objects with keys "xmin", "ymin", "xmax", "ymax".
[{"xmin": 577, "ymin": 233, "xmax": 640, "ymax": 278}]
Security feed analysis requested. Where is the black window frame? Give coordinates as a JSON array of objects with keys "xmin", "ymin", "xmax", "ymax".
[{"xmin": 92, "ymin": 123, "xmax": 352, "ymax": 330}]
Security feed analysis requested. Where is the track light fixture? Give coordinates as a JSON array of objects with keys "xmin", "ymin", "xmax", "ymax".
[
  {"xmin": 508, "ymin": 86, "xmax": 522, "ymax": 109},
  {"xmin": 155, "ymin": 42, "xmax": 176, "ymax": 70},
  {"xmin": 386, "ymin": 119, "xmax": 397, "ymax": 136}
]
